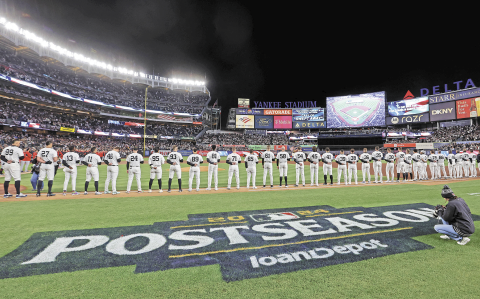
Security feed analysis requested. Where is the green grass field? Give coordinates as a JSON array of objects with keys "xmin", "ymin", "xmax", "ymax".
[{"xmin": 0, "ymin": 158, "xmax": 479, "ymax": 298}]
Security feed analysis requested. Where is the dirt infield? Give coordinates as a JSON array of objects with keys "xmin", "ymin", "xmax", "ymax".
[
  {"xmin": 181, "ymin": 166, "xmax": 225, "ymax": 172},
  {"xmin": 0, "ymin": 177, "xmax": 477, "ymax": 203}
]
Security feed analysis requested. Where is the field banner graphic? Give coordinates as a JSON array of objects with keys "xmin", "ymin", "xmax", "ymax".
[
  {"xmin": 327, "ymin": 91, "xmax": 385, "ymax": 128},
  {"xmin": 387, "ymin": 97, "xmax": 429, "ymax": 116},
  {"xmin": 236, "ymin": 115, "xmax": 255, "ymax": 129},
  {"xmin": 456, "ymin": 98, "xmax": 478, "ymax": 119},
  {"xmin": 274, "ymin": 116, "xmax": 292, "ymax": 129},
  {"xmin": 1, "ymin": 204, "xmax": 477, "ymax": 282},
  {"xmin": 292, "ymin": 108, "xmax": 324, "ymax": 121}
]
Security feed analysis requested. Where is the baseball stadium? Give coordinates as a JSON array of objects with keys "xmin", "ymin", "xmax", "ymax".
[{"xmin": 1, "ymin": 3, "xmax": 480, "ymax": 299}]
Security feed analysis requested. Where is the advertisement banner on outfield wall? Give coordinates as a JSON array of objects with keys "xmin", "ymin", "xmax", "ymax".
[
  {"xmin": 274, "ymin": 116, "xmax": 292, "ymax": 129},
  {"xmin": 386, "ymin": 112, "xmax": 430, "ymax": 125},
  {"xmin": 273, "ymin": 145, "xmax": 288, "ymax": 151},
  {"xmin": 416, "ymin": 143, "xmax": 435, "ymax": 150},
  {"xmin": 158, "ymin": 150, "xmax": 171, "ymax": 156},
  {"xmin": 236, "ymin": 115, "xmax": 255, "ymax": 128},
  {"xmin": 60, "ymin": 127, "xmax": 75, "ymax": 133},
  {"xmin": 198, "ymin": 150, "xmax": 209, "ymax": 157},
  {"xmin": 178, "ymin": 150, "xmax": 193, "ymax": 156},
  {"xmin": 293, "ymin": 121, "xmax": 326, "ymax": 129},
  {"xmin": 383, "ymin": 143, "xmax": 416, "ymax": 148},
  {"xmin": 248, "ymin": 145, "xmax": 265, "ymax": 150},
  {"xmin": 264, "ymin": 109, "xmax": 292, "ymax": 115},
  {"xmin": 456, "ymin": 98, "xmax": 478, "ymax": 119},
  {"xmin": 428, "ymin": 87, "xmax": 480, "ymax": 104},
  {"xmin": 292, "ymin": 108, "xmax": 324, "ymax": 121},
  {"xmin": 254, "ymin": 116, "xmax": 274, "ymax": 129},
  {"xmin": 430, "ymin": 102, "xmax": 456, "ymax": 122},
  {"xmin": 236, "ymin": 108, "xmax": 263, "ymax": 115}
]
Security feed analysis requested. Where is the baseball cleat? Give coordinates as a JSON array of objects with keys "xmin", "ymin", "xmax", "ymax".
[
  {"xmin": 3, "ymin": 193, "xmax": 13, "ymax": 198},
  {"xmin": 206, "ymin": 188, "xmax": 211, "ymax": 191},
  {"xmin": 330, "ymin": 183, "xmax": 333, "ymax": 185},
  {"xmin": 148, "ymin": 190, "xmax": 152, "ymax": 193},
  {"xmin": 188, "ymin": 189, "xmax": 192, "ymax": 192},
  {"xmin": 253, "ymin": 186, "xmax": 257, "ymax": 189},
  {"xmin": 355, "ymin": 182, "xmax": 358, "ymax": 185},
  {"xmin": 179, "ymin": 189, "xmax": 183, "ymax": 192},
  {"xmin": 337, "ymin": 183, "xmax": 340, "ymax": 185},
  {"xmin": 316, "ymin": 184, "xmax": 319, "ymax": 187},
  {"xmin": 16, "ymin": 193, "xmax": 27, "ymax": 198},
  {"xmin": 63, "ymin": 192, "xmax": 67, "ymax": 196},
  {"xmin": 72, "ymin": 192, "xmax": 79, "ymax": 195},
  {"xmin": 159, "ymin": 190, "xmax": 163, "ymax": 193},
  {"xmin": 112, "ymin": 191, "xmax": 120, "ymax": 195},
  {"xmin": 271, "ymin": 185, "xmax": 274, "ymax": 188},
  {"xmin": 263, "ymin": 185, "xmax": 266, "ymax": 188},
  {"xmin": 47, "ymin": 193, "xmax": 55, "ymax": 197},
  {"xmin": 36, "ymin": 193, "xmax": 41, "ymax": 197},
  {"xmin": 294, "ymin": 184, "xmax": 298, "ymax": 187},
  {"xmin": 396, "ymin": 180, "xmax": 400, "ymax": 183},
  {"xmin": 227, "ymin": 187, "xmax": 231, "ymax": 190},
  {"xmin": 137, "ymin": 190, "xmax": 143, "ymax": 193},
  {"xmin": 104, "ymin": 191, "xmax": 111, "ymax": 194},
  {"xmin": 440, "ymin": 235, "xmax": 451, "ymax": 240},
  {"xmin": 167, "ymin": 189, "xmax": 171, "ymax": 193},
  {"xmin": 95, "ymin": 192, "xmax": 103, "ymax": 195},
  {"xmin": 310, "ymin": 184, "xmax": 314, "ymax": 187},
  {"xmin": 457, "ymin": 237, "xmax": 471, "ymax": 245},
  {"xmin": 362, "ymin": 181, "xmax": 365, "ymax": 184},
  {"xmin": 303, "ymin": 184, "xmax": 305, "ymax": 187},
  {"xmin": 236, "ymin": 187, "xmax": 240, "ymax": 190},
  {"xmin": 126, "ymin": 191, "xmax": 130, "ymax": 194},
  {"xmin": 285, "ymin": 185, "xmax": 289, "ymax": 188},
  {"xmin": 215, "ymin": 188, "xmax": 218, "ymax": 191},
  {"xmin": 196, "ymin": 189, "xmax": 200, "ymax": 192},
  {"xmin": 84, "ymin": 192, "xmax": 88, "ymax": 195}
]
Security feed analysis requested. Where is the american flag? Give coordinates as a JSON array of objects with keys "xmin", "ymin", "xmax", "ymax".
[{"xmin": 239, "ymin": 117, "xmax": 251, "ymax": 123}]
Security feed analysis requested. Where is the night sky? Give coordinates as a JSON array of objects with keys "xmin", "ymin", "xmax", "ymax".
[{"xmin": 3, "ymin": 1, "xmax": 480, "ymax": 125}]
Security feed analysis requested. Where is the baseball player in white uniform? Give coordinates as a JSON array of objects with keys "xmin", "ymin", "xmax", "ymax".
[
  {"xmin": 359, "ymin": 148, "xmax": 371, "ymax": 184},
  {"xmin": 437, "ymin": 152, "xmax": 447, "ymax": 179},
  {"xmin": 206, "ymin": 145, "xmax": 220, "ymax": 191},
  {"xmin": 404, "ymin": 149, "xmax": 413, "ymax": 181},
  {"xmin": 420, "ymin": 150, "xmax": 428, "ymax": 180},
  {"xmin": 371, "ymin": 147, "xmax": 383, "ymax": 183},
  {"xmin": 335, "ymin": 149, "xmax": 348, "ymax": 185},
  {"xmin": 447, "ymin": 149, "xmax": 456, "ymax": 178},
  {"xmin": 104, "ymin": 147, "xmax": 121, "ymax": 195},
  {"xmin": 36, "ymin": 141, "xmax": 58, "ymax": 197},
  {"xmin": 454, "ymin": 148, "xmax": 463, "ymax": 178},
  {"xmin": 262, "ymin": 145, "xmax": 275, "ymax": 188},
  {"xmin": 469, "ymin": 149, "xmax": 477, "ymax": 177},
  {"xmin": 245, "ymin": 149, "xmax": 258, "ymax": 189},
  {"xmin": 126, "ymin": 149, "xmax": 144, "ymax": 193},
  {"xmin": 411, "ymin": 149, "xmax": 422, "ymax": 181},
  {"xmin": 276, "ymin": 147, "xmax": 290, "ymax": 187},
  {"xmin": 428, "ymin": 151, "xmax": 438, "ymax": 180},
  {"xmin": 167, "ymin": 146, "xmax": 183, "ymax": 192},
  {"xmin": 82, "ymin": 147, "xmax": 103, "ymax": 195},
  {"xmin": 307, "ymin": 146, "xmax": 320, "ymax": 186},
  {"xmin": 1, "ymin": 140, "xmax": 27, "ymax": 198},
  {"xmin": 347, "ymin": 148, "xmax": 358, "ymax": 185},
  {"xmin": 226, "ymin": 147, "xmax": 241, "ymax": 190},
  {"xmin": 187, "ymin": 149, "xmax": 203, "ymax": 192},
  {"xmin": 321, "ymin": 148, "xmax": 334, "ymax": 186},
  {"xmin": 148, "ymin": 147, "xmax": 165, "ymax": 193},
  {"xmin": 62, "ymin": 145, "xmax": 80, "ymax": 196},
  {"xmin": 293, "ymin": 147, "xmax": 306, "ymax": 187},
  {"xmin": 462, "ymin": 148, "xmax": 470, "ymax": 177},
  {"xmin": 384, "ymin": 148, "xmax": 395, "ymax": 183},
  {"xmin": 395, "ymin": 148, "xmax": 406, "ymax": 182}
]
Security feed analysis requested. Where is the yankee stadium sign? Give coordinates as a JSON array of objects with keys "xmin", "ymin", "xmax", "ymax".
[{"xmin": 1, "ymin": 203, "xmax": 477, "ymax": 282}]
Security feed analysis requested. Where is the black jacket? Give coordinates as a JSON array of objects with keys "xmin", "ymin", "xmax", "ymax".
[{"xmin": 439, "ymin": 197, "xmax": 475, "ymax": 236}]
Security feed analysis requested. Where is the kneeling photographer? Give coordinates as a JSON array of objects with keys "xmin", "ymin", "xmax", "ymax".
[{"xmin": 434, "ymin": 185, "xmax": 475, "ymax": 245}]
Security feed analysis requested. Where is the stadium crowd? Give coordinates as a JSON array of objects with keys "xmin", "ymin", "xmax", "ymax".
[{"xmin": 0, "ymin": 48, "xmax": 208, "ymax": 114}]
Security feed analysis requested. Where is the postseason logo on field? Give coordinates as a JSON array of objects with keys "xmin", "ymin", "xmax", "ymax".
[{"xmin": 2, "ymin": 203, "xmax": 478, "ymax": 282}]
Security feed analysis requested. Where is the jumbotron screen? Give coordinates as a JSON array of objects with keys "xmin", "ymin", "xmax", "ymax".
[{"xmin": 327, "ymin": 91, "xmax": 385, "ymax": 128}]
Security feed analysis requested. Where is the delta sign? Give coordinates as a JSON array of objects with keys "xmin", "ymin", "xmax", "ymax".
[{"xmin": 1, "ymin": 203, "xmax": 477, "ymax": 282}]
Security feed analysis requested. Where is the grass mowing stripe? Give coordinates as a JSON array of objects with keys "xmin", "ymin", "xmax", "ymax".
[
  {"xmin": 170, "ymin": 221, "xmax": 248, "ymax": 229},
  {"xmin": 169, "ymin": 227, "xmax": 413, "ymax": 258}
]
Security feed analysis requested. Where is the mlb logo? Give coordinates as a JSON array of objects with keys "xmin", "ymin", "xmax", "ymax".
[{"xmin": 250, "ymin": 212, "xmax": 299, "ymax": 222}]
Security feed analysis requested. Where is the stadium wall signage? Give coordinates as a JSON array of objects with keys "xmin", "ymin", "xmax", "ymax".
[
  {"xmin": 254, "ymin": 116, "xmax": 274, "ymax": 129},
  {"xmin": 253, "ymin": 101, "xmax": 317, "ymax": 108},
  {"xmin": 429, "ymin": 102, "xmax": 456, "ymax": 122},
  {"xmin": 456, "ymin": 98, "xmax": 478, "ymax": 119},
  {"xmin": 386, "ymin": 112, "xmax": 430, "ymax": 125},
  {"xmin": 59, "ymin": 127, "xmax": 75, "ymax": 133},
  {"xmin": 293, "ymin": 121, "xmax": 326, "ymax": 129},
  {"xmin": 1, "ymin": 203, "xmax": 476, "ymax": 282},
  {"xmin": 236, "ymin": 109, "xmax": 264, "ymax": 115},
  {"xmin": 420, "ymin": 79, "xmax": 475, "ymax": 97},
  {"xmin": 428, "ymin": 87, "xmax": 480, "ymax": 104}
]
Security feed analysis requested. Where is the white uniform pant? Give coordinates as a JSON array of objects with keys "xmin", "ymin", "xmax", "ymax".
[
  {"xmin": 455, "ymin": 162, "xmax": 463, "ymax": 178},
  {"xmin": 39, "ymin": 164, "xmax": 55, "ymax": 181},
  {"xmin": 105, "ymin": 166, "xmax": 119, "ymax": 192},
  {"xmin": 348, "ymin": 164, "xmax": 357, "ymax": 184},
  {"xmin": 279, "ymin": 163, "xmax": 288, "ymax": 177},
  {"xmin": 447, "ymin": 163, "xmax": 455, "ymax": 178},
  {"xmin": 422, "ymin": 162, "xmax": 428, "ymax": 179},
  {"xmin": 85, "ymin": 167, "xmax": 99, "ymax": 182},
  {"xmin": 295, "ymin": 163, "xmax": 305, "ymax": 185},
  {"xmin": 463, "ymin": 161, "xmax": 470, "ymax": 177},
  {"xmin": 396, "ymin": 162, "xmax": 406, "ymax": 174},
  {"xmin": 429, "ymin": 163, "xmax": 437, "ymax": 179},
  {"xmin": 63, "ymin": 167, "xmax": 77, "ymax": 191},
  {"xmin": 207, "ymin": 164, "xmax": 218, "ymax": 188},
  {"xmin": 373, "ymin": 161, "xmax": 382, "ymax": 182},
  {"xmin": 323, "ymin": 164, "xmax": 332, "ymax": 176},
  {"xmin": 127, "ymin": 167, "xmax": 142, "ymax": 191},
  {"xmin": 310, "ymin": 163, "xmax": 319, "ymax": 185},
  {"xmin": 169, "ymin": 165, "xmax": 182, "ymax": 179},
  {"xmin": 150, "ymin": 167, "xmax": 162, "ymax": 179},
  {"xmin": 437, "ymin": 164, "xmax": 447, "ymax": 178},
  {"xmin": 20, "ymin": 161, "xmax": 30, "ymax": 172},
  {"xmin": 413, "ymin": 162, "xmax": 421, "ymax": 180},
  {"xmin": 386, "ymin": 163, "xmax": 395, "ymax": 181},
  {"xmin": 337, "ymin": 165, "xmax": 347, "ymax": 184},
  {"xmin": 361, "ymin": 163, "xmax": 370, "ymax": 182},
  {"xmin": 189, "ymin": 167, "xmax": 200, "ymax": 190},
  {"xmin": 228, "ymin": 165, "xmax": 240, "ymax": 187},
  {"xmin": 263, "ymin": 162, "xmax": 273, "ymax": 186},
  {"xmin": 471, "ymin": 162, "xmax": 477, "ymax": 177},
  {"xmin": 3, "ymin": 162, "xmax": 21, "ymax": 182},
  {"xmin": 246, "ymin": 167, "xmax": 256, "ymax": 188}
]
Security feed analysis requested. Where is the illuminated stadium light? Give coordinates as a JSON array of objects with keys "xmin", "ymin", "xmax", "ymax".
[{"xmin": 0, "ymin": 16, "xmax": 205, "ymax": 86}]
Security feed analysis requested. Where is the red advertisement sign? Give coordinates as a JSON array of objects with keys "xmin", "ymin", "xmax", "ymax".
[
  {"xmin": 193, "ymin": 122, "xmax": 202, "ymax": 125},
  {"xmin": 274, "ymin": 145, "xmax": 288, "ymax": 151},
  {"xmin": 456, "ymin": 98, "xmax": 478, "ymax": 119},
  {"xmin": 384, "ymin": 143, "xmax": 416, "ymax": 148},
  {"xmin": 274, "ymin": 116, "xmax": 292, "ymax": 129},
  {"xmin": 198, "ymin": 150, "xmax": 209, "ymax": 157},
  {"xmin": 264, "ymin": 109, "xmax": 292, "ymax": 115}
]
